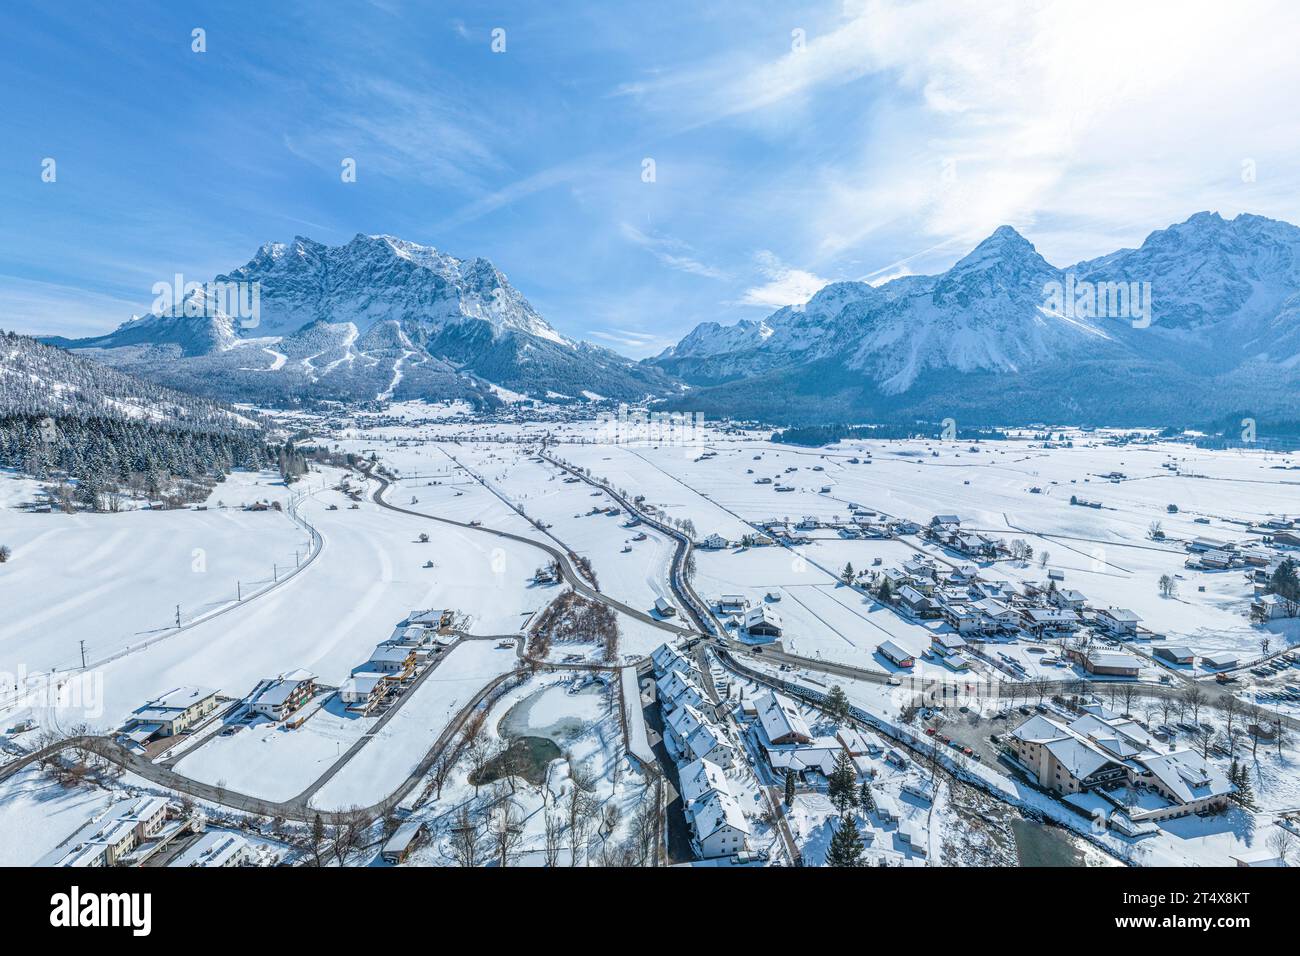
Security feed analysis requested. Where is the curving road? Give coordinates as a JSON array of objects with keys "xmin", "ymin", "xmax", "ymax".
[{"xmin": 364, "ymin": 461, "xmax": 694, "ymax": 637}]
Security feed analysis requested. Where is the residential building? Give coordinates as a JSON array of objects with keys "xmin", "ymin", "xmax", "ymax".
[
  {"xmin": 1096, "ymin": 607, "xmax": 1142, "ymax": 637},
  {"xmin": 249, "ymin": 669, "xmax": 317, "ymax": 721},
  {"xmin": 753, "ymin": 689, "xmax": 813, "ymax": 745},
  {"xmin": 38, "ymin": 796, "xmax": 170, "ymax": 867},
  {"xmin": 687, "ymin": 787, "xmax": 751, "ymax": 859},
  {"xmin": 122, "ymin": 686, "xmax": 219, "ymax": 744},
  {"xmin": 743, "ymin": 604, "xmax": 783, "ymax": 638},
  {"xmin": 171, "ymin": 830, "xmax": 252, "ymax": 868},
  {"xmin": 1007, "ymin": 711, "xmax": 1232, "ymax": 821}
]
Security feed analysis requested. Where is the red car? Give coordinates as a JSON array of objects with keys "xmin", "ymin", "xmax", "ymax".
[{"xmin": 925, "ymin": 727, "xmax": 936, "ymax": 736}]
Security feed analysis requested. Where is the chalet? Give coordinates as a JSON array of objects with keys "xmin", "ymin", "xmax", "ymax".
[
  {"xmin": 971, "ymin": 597, "xmax": 1021, "ymax": 632},
  {"xmin": 339, "ymin": 672, "xmax": 389, "ymax": 709},
  {"xmin": 836, "ymin": 726, "xmax": 880, "ymax": 756},
  {"xmin": 765, "ymin": 738, "xmax": 847, "ymax": 778},
  {"xmin": 408, "ymin": 608, "xmax": 452, "ymax": 630},
  {"xmin": 878, "ymin": 639, "xmax": 915, "ymax": 669},
  {"xmin": 249, "ymin": 669, "xmax": 317, "ymax": 721},
  {"xmin": 902, "ymin": 556, "xmax": 936, "ymax": 578},
  {"xmin": 931, "ymin": 633, "xmax": 968, "ymax": 657},
  {"xmin": 666, "ymin": 704, "xmax": 735, "ymax": 767},
  {"xmin": 1240, "ymin": 547, "xmax": 1273, "ymax": 567},
  {"xmin": 1019, "ymin": 607, "xmax": 1080, "ymax": 636},
  {"xmin": 743, "ymin": 604, "xmax": 783, "ymax": 638},
  {"xmin": 1189, "ymin": 536, "xmax": 1234, "ymax": 553},
  {"xmin": 122, "ymin": 686, "xmax": 219, "ymax": 745},
  {"xmin": 930, "ymin": 514, "xmax": 961, "ymax": 527},
  {"xmin": 1096, "ymin": 607, "xmax": 1141, "ymax": 637},
  {"xmin": 897, "ymin": 585, "xmax": 938, "ymax": 618},
  {"xmin": 870, "ymin": 787, "xmax": 899, "ymax": 823},
  {"xmin": 1230, "ymin": 848, "xmax": 1284, "ymax": 868},
  {"xmin": 1051, "ymin": 589, "xmax": 1088, "ymax": 611},
  {"xmin": 753, "ymin": 690, "xmax": 813, "ymax": 745},
  {"xmin": 700, "ymin": 533, "xmax": 729, "ymax": 550},
  {"xmin": 363, "ymin": 644, "xmax": 417, "ymax": 676},
  {"xmin": 1273, "ymin": 530, "xmax": 1300, "ymax": 547}
]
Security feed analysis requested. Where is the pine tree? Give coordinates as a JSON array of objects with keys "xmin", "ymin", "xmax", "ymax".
[
  {"xmin": 826, "ymin": 812, "xmax": 865, "ymax": 867},
  {"xmin": 784, "ymin": 771, "xmax": 796, "ymax": 808},
  {"xmin": 877, "ymin": 578, "xmax": 893, "ymax": 603},
  {"xmin": 827, "ymin": 752, "xmax": 858, "ymax": 814},
  {"xmin": 841, "ymin": 562, "xmax": 855, "ymax": 585},
  {"xmin": 858, "ymin": 780, "xmax": 874, "ymax": 812},
  {"xmin": 310, "ymin": 813, "xmax": 326, "ymax": 866},
  {"xmin": 1230, "ymin": 759, "xmax": 1256, "ymax": 809},
  {"xmin": 825, "ymin": 684, "xmax": 851, "ymax": 723}
]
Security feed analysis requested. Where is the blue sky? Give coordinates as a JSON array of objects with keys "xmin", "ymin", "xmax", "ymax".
[{"xmin": 3, "ymin": 0, "xmax": 1300, "ymax": 354}]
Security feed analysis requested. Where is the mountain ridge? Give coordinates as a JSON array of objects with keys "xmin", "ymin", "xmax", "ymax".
[
  {"xmin": 50, "ymin": 234, "xmax": 675, "ymax": 408},
  {"xmin": 651, "ymin": 211, "xmax": 1300, "ymax": 425}
]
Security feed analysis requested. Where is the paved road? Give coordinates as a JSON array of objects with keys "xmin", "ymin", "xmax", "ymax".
[{"xmin": 365, "ymin": 462, "xmax": 693, "ymax": 637}]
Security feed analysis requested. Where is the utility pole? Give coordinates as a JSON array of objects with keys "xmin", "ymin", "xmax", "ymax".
[
  {"xmin": 237, "ymin": 580, "xmax": 242, "ymax": 602},
  {"xmin": 79, "ymin": 640, "xmax": 87, "ymax": 669},
  {"xmin": 175, "ymin": 604, "xmax": 181, "ymax": 628},
  {"xmin": 273, "ymin": 564, "xmax": 278, "ymax": 582}
]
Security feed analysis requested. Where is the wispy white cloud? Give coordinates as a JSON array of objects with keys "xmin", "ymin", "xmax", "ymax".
[
  {"xmin": 588, "ymin": 327, "xmax": 678, "ymax": 352},
  {"xmin": 737, "ymin": 250, "xmax": 830, "ymax": 309},
  {"xmin": 619, "ymin": 223, "xmax": 729, "ymax": 280}
]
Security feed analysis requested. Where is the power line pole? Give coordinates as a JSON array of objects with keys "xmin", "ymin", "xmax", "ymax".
[
  {"xmin": 175, "ymin": 604, "xmax": 181, "ymax": 628},
  {"xmin": 79, "ymin": 640, "xmax": 87, "ymax": 669},
  {"xmin": 237, "ymin": 580, "xmax": 242, "ymax": 602}
]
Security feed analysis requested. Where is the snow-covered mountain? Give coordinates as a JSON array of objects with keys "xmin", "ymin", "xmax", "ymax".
[
  {"xmin": 51, "ymin": 235, "xmax": 675, "ymax": 407},
  {"xmin": 653, "ymin": 213, "xmax": 1300, "ymax": 425}
]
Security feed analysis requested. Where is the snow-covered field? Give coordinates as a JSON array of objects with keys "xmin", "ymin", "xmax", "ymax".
[
  {"xmin": 309, "ymin": 640, "xmax": 519, "ymax": 810},
  {"xmin": 7, "ymin": 412, "xmax": 1300, "ymax": 868},
  {"xmin": 1, "ymin": 469, "xmax": 551, "ymax": 735},
  {"xmin": 0, "ymin": 469, "xmax": 307, "ymax": 676}
]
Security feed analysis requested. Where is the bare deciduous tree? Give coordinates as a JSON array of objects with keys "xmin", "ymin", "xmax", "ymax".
[{"xmin": 448, "ymin": 806, "xmax": 484, "ymax": 867}]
